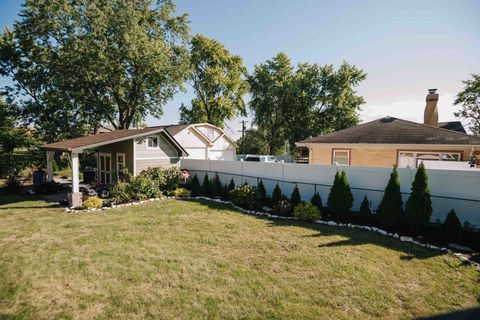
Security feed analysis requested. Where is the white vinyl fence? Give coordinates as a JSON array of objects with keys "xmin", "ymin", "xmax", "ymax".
[{"xmin": 180, "ymin": 159, "xmax": 480, "ymax": 228}]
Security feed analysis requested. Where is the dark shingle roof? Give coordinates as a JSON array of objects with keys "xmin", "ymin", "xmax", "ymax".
[
  {"xmin": 298, "ymin": 117, "xmax": 480, "ymax": 145},
  {"xmin": 438, "ymin": 121, "xmax": 466, "ymax": 133}
]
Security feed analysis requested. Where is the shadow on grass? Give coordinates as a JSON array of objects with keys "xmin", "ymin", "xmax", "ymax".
[
  {"xmin": 0, "ymin": 194, "xmax": 59, "ymax": 210},
  {"xmin": 190, "ymin": 199, "xmax": 448, "ymax": 261}
]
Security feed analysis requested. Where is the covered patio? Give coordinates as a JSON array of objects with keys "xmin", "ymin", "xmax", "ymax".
[{"xmin": 38, "ymin": 128, "xmax": 187, "ymax": 208}]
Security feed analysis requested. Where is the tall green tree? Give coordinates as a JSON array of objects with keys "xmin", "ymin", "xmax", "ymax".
[
  {"xmin": 404, "ymin": 163, "xmax": 432, "ymax": 234},
  {"xmin": 0, "ymin": 0, "xmax": 191, "ymax": 142},
  {"xmin": 454, "ymin": 73, "xmax": 480, "ymax": 135},
  {"xmin": 236, "ymin": 128, "xmax": 269, "ymax": 155},
  {"xmin": 376, "ymin": 167, "xmax": 404, "ymax": 229},
  {"xmin": 248, "ymin": 52, "xmax": 293, "ymax": 155},
  {"xmin": 180, "ymin": 34, "xmax": 248, "ymax": 128}
]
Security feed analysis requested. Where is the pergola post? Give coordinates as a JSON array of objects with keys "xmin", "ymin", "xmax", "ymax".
[
  {"xmin": 46, "ymin": 151, "xmax": 54, "ymax": 182},
  {"xmin": 68, "ymin": 152, "xmax": 82, "ymax": 208}
]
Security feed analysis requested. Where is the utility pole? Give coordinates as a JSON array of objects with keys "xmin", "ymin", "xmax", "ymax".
[{"xmin": 238, "ymin": 120, "xmax": 247, "ymax": 155}]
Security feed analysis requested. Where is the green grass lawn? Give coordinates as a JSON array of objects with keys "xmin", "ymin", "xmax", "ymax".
[{"xmin": 0, "ymin": 196, "xmax": 479, "ymax": 319}]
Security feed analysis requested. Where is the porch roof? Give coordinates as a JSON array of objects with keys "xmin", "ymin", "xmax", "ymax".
[{"xmin": 38, "ymin": 128, "xmax": 188, "ymax": 156}]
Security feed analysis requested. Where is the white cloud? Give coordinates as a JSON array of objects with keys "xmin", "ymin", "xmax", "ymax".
[{"xmin": 359, "ymin": 93, "xmax": 460, "ymax": 124}]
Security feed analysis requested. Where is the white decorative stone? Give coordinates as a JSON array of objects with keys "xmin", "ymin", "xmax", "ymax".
[
  {"xmin": 377, "ymin": 230, "xmax": 388, "ymax": 236},
  {"xmin": 364, "ymin": 226, "xmax": 371, "ymax": 231},
  {"xmin": 400, "ymin": 236, "xmax": 413, "ymax": 242},
  {"xmin": 393, "ymin": 233, "xmax": 399, "ymax": 238},
  {"xmin": 327, "ymin": 221, "xmax": 337, "ymax": 226}
]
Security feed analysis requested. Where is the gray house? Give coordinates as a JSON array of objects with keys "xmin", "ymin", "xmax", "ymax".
[{"xmin": 39, "ymin": 127, "xmax": 188, "ymax": 207}]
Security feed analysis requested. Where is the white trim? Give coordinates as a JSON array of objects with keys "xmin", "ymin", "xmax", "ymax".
[
  {"xmin": 333, "ymin": 149, "xmax": 350, "ymax": 165},
  {"xmin": 71, "ymin": 153, "xmax": 80, "ymax": 193},
  {"xmin": 171, "ymin": 123, "xmax": 237, "ymax": 147},
  {"xmin": 46, "ymin": 151, "xmax": 54, "ymax": 182},
  {"xmin": 132, "ymin": 139, "xmax": 137, "ymax": 176}
]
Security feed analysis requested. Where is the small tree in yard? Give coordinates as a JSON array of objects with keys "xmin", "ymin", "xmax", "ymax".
[
  {"xmin": 190, "ymin": 174, "xmax": 201, "ymax": 197},
  {"xmin": 311, "ymin": 192, "xmax": 322, "ymax": 210},
  {"xmin": 202, "ymin": 174, "xmax": 212, "ymax": 197},
  {"xmin": 272, "ymin": 183, "xmax": 282, "ymax": 206},
  {"xmin": 405, "ymin": 162, "xmax": 433, "ymax": 234},
  {"xmin": 290, "ymin": 185, "xmax": 301, "ymax": 209},
  {"xmin": 257, "ymin": 179, "xmax": 267, "ymax": 205},
  {"xmin": 212, "ymin": 174, "xmax": 223, "ymax": 198},
  {"xmin": 442, "ymin": 209, "xmax": 462, "ymax": 242},
  {"xmin": 376, "ymin": 167, "xmax": 403, "ymax": 229},
  {"xmin": 359, "ymin": 195, "xmax": 372, "ymax": 223},
  {"xmin": 327, "ymin": 171, "xmax": 353, "ymax": 218}
]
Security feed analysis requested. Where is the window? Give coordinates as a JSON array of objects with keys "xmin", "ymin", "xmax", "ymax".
[
  {"xmin": 147, "ymin": 136, "xmax": 158, "ymax": 149},
  {"xmin": 117, "ymin": 153, "xmax": 126, "ymax": 174},
  {"xmin": 398, "ymin": 151, "xmax": 462, "ymax": 168},
  {"xmin": 207, "ymin": 128, "xmax": 215, "ymax": 140},
  {"xmin": 332, "ymin": 149, "xmax": 350, "ymax": 165}
]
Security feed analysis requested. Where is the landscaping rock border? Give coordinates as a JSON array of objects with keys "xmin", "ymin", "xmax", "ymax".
[{"xmin": 64, "ymin": 195, "xmax": 479, "ymax": 270}]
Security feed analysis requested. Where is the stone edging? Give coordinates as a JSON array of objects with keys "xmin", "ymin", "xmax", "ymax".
[{"xmin": 64, "ymin": 195, "xmax": 480, "ymax": 270}]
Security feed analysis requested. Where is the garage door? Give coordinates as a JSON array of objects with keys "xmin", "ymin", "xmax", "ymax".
[
  {"xmin": 209, "ymin": 150, "xmax": 235, "ymax": 161},
  {"xmin": 185, "ymin": 148, "xmax": 206, "ymax": 159}
]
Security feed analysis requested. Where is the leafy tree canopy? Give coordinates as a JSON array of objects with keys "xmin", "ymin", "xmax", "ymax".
[
  {"xmin": 180, "ymin": 34, "xmax": 248, "ymax": 128},
  {"xmin": 454, "ymin": 73, "xmax": 480, "ymax": 135},
  {"xmin": 0, "ymin": 0, "xmax": 191, "ymax": 142}
]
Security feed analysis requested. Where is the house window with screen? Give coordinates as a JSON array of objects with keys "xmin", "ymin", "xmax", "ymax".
[
  {"xmin": 147, "ymin": 136, "xmax": 158, "ymax": 149},
  {"xmin": 397, "ymin": 151, "xmax": 461, "ymax": 168},
  {"xmin": 332, "ymin": 149, "xmax": 350, "ymax": 165}
]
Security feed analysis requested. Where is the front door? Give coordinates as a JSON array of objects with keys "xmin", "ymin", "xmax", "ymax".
[{"xmin": 98, "ymin": 153, "xmax": 112, "ymax": 184}]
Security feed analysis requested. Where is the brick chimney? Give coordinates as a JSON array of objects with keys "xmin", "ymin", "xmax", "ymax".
[{"xmin": 424, "ymin": 88, "xmax": 439, "ymax": 126}]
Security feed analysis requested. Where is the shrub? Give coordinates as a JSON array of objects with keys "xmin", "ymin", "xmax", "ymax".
[
  {"xmin": 273, "ymin": 199, "xmax": 292, "ymax": 216},
  {"xmin": 129, "ymin": 174, "xmax": 162, "ymax": 200},
  {"xmin": 140, "ymin": 167, "xmax": 180, "ymax": 195},
  {"xmin": 405, "ymin": 162, "xmax": 432, "ymax": 234},
  {"xmin": 227, "ymin": 178, "xmax": 235, "ymax": 193},
  {"xmin": 272, "ymin": 183, "xmax": 282, "ymax": 206},
  {"xmin": 212, "ymin": 174, "xmax": 223, "ymax": 198},
  {"xmin": 229, "ymin": 184, "xmax": 261, "ymax": 210},
  {"xmin": 111, "ymin": 181, "xmax": 131, "ymax": 204},
  {"xmin": 311, "ymin": 192, "xmax": 322, "ymax": 210},
  {"xmin": 257, "ymin": 179, "xmax": 267, "ymax": 205},
  {"xmin": 290, "ymin": 185, "xmax": 301, "ymax": 209},
  {"xmin": 359, "ymin": 195, "xmax": 372, "ymax": 223},
  {"xmin": 190, "ymin": 174, "xmax": 202, "ymax": 197},
  {"xmin": 174, "ymin": 188, "xmax": 191, "ymax": 198},
  {"xmin": 376, "ymin": 167, "xmax": 403, "ymax": 229},
  {"xmin": 293, "ymin": 202, "xmax": 321, "ymax": 221},
  {"xmin": 442, "ymin": 209, "xmax": 462, "ymax": 242},
  {"xmin": 82, "ymin": 196, "xmax": 103, "ymax": 209},
  {"xmin": 327, "ymin": 171, "xmax": 353, "ymax": 218},
  {"xmin": 202, "ymin": 173, "xmax": 212, "ymax": 197}
]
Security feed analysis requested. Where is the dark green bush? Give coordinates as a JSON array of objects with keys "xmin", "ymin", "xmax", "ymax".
[
  {"xmin": 327, "ymin": 171, "xmax": 353, "ymax": 218},
  {"xmin": 311, "ymin": 192, "xmax": 322, "ymax": 210},
  {"xmin": 229, "ymin": 184, "xmax": 261, "ymax": 210},
  {"xmin": 376, "ymin": 167, "xmax": 403, "ymax": 229},
  {"xmin": 405, "ymin": 162, "xmax": 432, "ymax": 234},
  {"xmin": 290, "ymin": 185, "xmax": 301, "ymax": 209},
  {"xmin": 272, "ymin": 183, "xmax": 282, "ymax": 206},
  {"xmin": 359, "ymin": 195, "xmax": 372, "ymax": 223},
  {"xmin": 212, "ymin": 174, "xmax": 223, "ymax": 198},
  {"xmin": 442, "ymin": 209, "xmax": 462, "ymax": 242},
  {"xmin": 190, "ymin": 174, "xmax": 201, "ymax": 197},
  {"xmin": 128, "ymin": 174, "xmax": 162, "ymax": 200},
  {"xmin": 227, "ymin": 178, "xmax": 235, "ymax": 193},
  {"xmin": 202, "ymin": 173, "xmax": 212, "ymax": 197},
  {"xmin": 293, "ymin": 202, "xmax": 321, "ymax": 221},
  {"xmin": 257, "ymin": 179, "xmax": 267, "ymax": 205}
]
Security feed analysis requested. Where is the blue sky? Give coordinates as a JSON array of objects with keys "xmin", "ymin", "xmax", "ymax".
[{"xmin": 1, "ymin": 0, "xmax": 479, "ymax": 137}]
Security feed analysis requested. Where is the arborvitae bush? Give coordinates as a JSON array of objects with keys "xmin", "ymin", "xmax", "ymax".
[
  {"xmin": 327, "ymin": 171, "xmax": 353, "ymax": 218},
  {"xmin": 190, "ymin": 174, "xmax": 201, "ymax": 197},
  {"xmin": 442, "ymin": 209, "xmax": 462, "ymax": 242},
  {"xmin": 405, "ymin": 162, "xmax": 432, "ymax": 234},
  {"xmin": 311, "ymin": 192, "xmax": 322, "ymax": 210},
  {"xmin": 272, "ymin": 183, "xmax": 282, "ymax": 206},
  {"xmin": 202, "ymin": 173, "xmax": 212, "ymax": 197},
  {"xmin": 376, "ymin": 167, "xmax": 403, "ymax": 229},
  {"xmin": 257, "ymin": 179, "xmax": 267, "ymax": 205},
  {"xmin": 290, "ymin": 185, "xmax": 301, "ymax": 209},
  {"xmin": 293, "ymin": 202, "xmax": 321, "ymax": 221},
  {"xmin": 359, "ymin": 195, "xmax": 372, "ymax": 223},
  {"xmin": 212, "ymin": 174, "xmax": 223, "ymax": 198}
]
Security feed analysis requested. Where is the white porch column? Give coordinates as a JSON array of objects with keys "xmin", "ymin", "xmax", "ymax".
[
  {"xmin": 68, "ymin": 152, "xmax": 82, "ymax": 208},
  {"xmin": 46, "ymin": 151, "xmax": 54, "ymax": 182}
]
